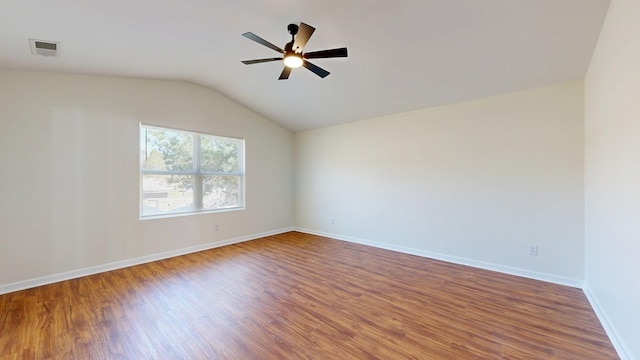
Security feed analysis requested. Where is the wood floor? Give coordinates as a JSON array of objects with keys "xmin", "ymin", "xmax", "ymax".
[{"xmin": 0, "ymin": 232, "xmax": 618, "ymax": 359}]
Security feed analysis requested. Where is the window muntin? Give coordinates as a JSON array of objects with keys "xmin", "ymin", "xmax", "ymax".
[{"xmin": 140, "ymin": 124, "xmax": 244, "ymax": 218}]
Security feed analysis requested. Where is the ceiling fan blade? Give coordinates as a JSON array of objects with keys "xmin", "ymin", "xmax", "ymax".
[
  {"xmin": 304, "ymin": 47, "xmax": 348, "ymax": 59},
  {"xmin": 278, "ymin": 67, "xmax": 292, "ymax": 80},
  {"xmin": 241, "ymin": 57, "xmax": 283, "ymax": 65},
  {"xmin": 242, "ymin": 32, "xmax": 285, "ymax": 54},
  {"xmin": 292, "ymin": 22, "xmax": 315, "ymax": 52},
  {"xmin": 303, "ymin": 60, "xmax": 330, "ymax": 78}
]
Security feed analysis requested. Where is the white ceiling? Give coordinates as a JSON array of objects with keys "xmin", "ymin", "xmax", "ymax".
[{"xmin": 0, "ymin": 0, "xmax": 610, "ymax": 132}]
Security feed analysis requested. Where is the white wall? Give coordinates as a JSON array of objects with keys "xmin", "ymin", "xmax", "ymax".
[
  {"xmin": 0, "ymin": 70, "xmax": 293, "ymax": 291},
  {"xmin": 585, "ymin": 0, "xmax": 640, "ymax": 358},
  {"xmin": 295, "ymin": 82, "xmax": 585, "ymax": 285}
]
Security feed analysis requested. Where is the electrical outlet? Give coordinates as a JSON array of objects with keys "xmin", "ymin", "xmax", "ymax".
[
  {"xmin": 528, "ymin": 245, "xmax": 538, "ymax": 256},
  {"xmin": 215, "ymin": 224, "xmax": 219, "ymax": 232},
  {"xmin": 330, "ymin": 218, "xmax": 335, "ymax": 225}
]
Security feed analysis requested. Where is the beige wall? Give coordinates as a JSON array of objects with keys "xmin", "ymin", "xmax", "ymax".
[
  {"xmin": 585, "ymin": 0, "xmax": 640, "ymax": 358},
  {"xmin": 295, "ymin": 82, "xmax": 585, "ymax": 285},
  {"xmin": 0, "ymin": 70, "xmax": 294, "ymax": 291}
]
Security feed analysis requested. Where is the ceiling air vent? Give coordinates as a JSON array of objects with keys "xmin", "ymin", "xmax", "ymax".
[{"xmin": 29, "ymin": 39, "xmax": 60, "ymax": 57}]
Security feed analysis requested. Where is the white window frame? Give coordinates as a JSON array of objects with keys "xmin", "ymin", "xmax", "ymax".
[{"xmin": 139, "ymin": 124, "xmax": 245, "ymax": 219}]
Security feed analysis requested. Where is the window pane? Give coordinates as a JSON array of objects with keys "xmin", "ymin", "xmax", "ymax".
[
  {"xmin": 203, "ymin": 176, "xmax": 241, "ymax": 209},
  {"xmin": 142, "ymin": 175, "xmax": 194, "ymax": 215},
  {"xmin": 141, "ymin": 128, "xmax": 193, "ymax": 172},
  {"xmin": 140, "ymin": 124, "xmax": 244, "ymax": 218},
  {"xmin": 200, "ymin": 135, "xmax": 240, "ymax": 173}
]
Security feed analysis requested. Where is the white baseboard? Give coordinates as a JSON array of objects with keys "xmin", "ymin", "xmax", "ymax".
[
  {"xmin": 0, "ymin": 227, "xmax": 294, "ymax": 296},
  {"xmin": 583, "ymin": 284, "xmax": 634, "ymax": 360},
  {"xmin": 294, "ymin": 227, "xmax": 584, "ymax": 288}
]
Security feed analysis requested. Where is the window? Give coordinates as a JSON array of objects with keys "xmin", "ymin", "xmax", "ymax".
[{"xmin": 140, "ymin": 124, "xmax": 245, "ymax": 218}]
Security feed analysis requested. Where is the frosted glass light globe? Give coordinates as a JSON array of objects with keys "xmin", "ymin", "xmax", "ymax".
[{"xmin": 283, "ymin": 54, "xmax": 303, "ymax": 68}]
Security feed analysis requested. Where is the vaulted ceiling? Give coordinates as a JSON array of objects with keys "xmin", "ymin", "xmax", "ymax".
[{"xmin": 0, "ymin": 0, "xmax": 610, "ymax": 132}]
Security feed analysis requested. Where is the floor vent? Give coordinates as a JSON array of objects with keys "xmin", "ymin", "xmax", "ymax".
[{"xmin": 29, "ymin": 39, "xmax": 60, "ymax": 57}]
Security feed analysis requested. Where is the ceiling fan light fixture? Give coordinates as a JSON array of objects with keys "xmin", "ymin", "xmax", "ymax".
[
  {"xmin": 241, "ymin": 22, "xmax": 347, "ymax": 79},
  {"xmin": 283, "ymin": 53, "xmax": 303, "ymax": 68}
]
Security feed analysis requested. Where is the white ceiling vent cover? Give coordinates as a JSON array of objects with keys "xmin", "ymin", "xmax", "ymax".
[{"xmin": 29, "ymin": 39, "xmax": 60, "ymax": 57}]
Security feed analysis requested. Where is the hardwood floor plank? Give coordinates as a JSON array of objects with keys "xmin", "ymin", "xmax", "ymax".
[{"xmin": 0, "ymin": 232, "xmax": 618, "ymax": 359}]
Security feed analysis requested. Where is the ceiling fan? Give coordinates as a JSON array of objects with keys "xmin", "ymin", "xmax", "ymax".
[{"xmin": 241, "ymin": 22, "xmax": 348, "ymax": 80}]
